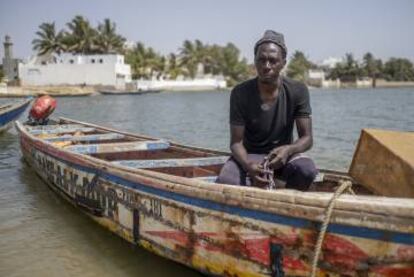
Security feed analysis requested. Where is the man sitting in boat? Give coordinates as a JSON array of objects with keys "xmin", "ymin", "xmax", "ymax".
[{"xmin": 217, "ymin": 30, "xmax": 318, "ymax": 190}]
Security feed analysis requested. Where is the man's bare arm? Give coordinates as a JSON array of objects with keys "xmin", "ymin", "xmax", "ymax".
[
  {"xmin": 230, "ymin": 125, "xmax": 250, "ymax": 170},
  {"xmin": 291, "ymin": 116, "xmax": 313, "ymax": 153},
  {"xmin": 230, "ymin": 125, "xmax": 268, "ymax": 186},
  {"xmin": 269, "ymin": 117, "xmax": 313, "ymax": 169}
]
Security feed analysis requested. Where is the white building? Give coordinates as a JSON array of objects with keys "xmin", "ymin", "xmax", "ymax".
[
  {"xmin": 19, "ymin": 53, "xmax": 131, "ymax": 89},
  {"xmin": 320, "ymin": 57, "xmax": 343, "ymax": 69},
  {"xmin": 307, "ymin": 69, "xmax": 341, "ymax": 88}
]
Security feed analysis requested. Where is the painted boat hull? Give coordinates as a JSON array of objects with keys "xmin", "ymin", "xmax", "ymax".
[
  {"xmin": 0, "ymin": 99, "xmax": 31, "ymax": 133},
  {"xmin": 16, "ymin": 119, "xmax": 414, "ymax": 276}
]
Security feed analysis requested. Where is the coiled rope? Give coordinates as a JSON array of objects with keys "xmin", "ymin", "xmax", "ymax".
[{"xmin": 310, "ymin": 180, "xmax": 355, "ymax": 277}]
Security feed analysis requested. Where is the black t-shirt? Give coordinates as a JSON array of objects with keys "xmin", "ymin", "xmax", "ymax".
[{"xmin": 230, "ymin": 77, "xmax": 311, "ymax": 154}]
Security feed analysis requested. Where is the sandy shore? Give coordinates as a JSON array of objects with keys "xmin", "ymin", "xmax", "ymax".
[{"xmin": 0, "ymin": 85, "xmax": 98, "ymax": 97}]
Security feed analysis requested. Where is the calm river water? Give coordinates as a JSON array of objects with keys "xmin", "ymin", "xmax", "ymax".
[{"xmin": 0, "ymin": 88, "xmax": 413, "ymax": 276}]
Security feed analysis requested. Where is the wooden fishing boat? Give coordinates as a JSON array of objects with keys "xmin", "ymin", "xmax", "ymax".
[
  {"xmin": 15, "ymin": 118, "xmax": 414, "ymax": 276},
  {"xmin": 0, "ymin": 98, "xmax": 31, "ymax": 133}
]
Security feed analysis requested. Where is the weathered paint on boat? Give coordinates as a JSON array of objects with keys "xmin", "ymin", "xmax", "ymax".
[
  {"xmin": 0, "ymin": 98, "xmax": 31, "ymax": 133},
  {"xmin": 16, "ymin": 118, "xmax": 414, "ymax": 276}
]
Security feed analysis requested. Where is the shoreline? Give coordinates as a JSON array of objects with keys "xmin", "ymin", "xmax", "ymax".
[
  {"xmin": 0, "ymin": 85, "xmax": 98, "ymax": 98},
  {"xmin": 1, "ymin": 83, "xmax": 413, "ymax": 98}
]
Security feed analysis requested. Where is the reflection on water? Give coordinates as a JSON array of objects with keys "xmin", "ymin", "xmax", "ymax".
[{"xmin": 0, "ymin": 88, "xmax": 413, "ymax": 276}]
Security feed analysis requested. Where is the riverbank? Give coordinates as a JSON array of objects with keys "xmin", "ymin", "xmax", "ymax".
[
  {"xmin": 0, "ymin": 83, "xmax": 230, "ymax": 97},
  {"xmin": 0, "ymin": 85, "xmax": 98, "ymax": 97},
  {"xmin": 1, "ymin": 81, "xmax": 414, "ymax": 98}
]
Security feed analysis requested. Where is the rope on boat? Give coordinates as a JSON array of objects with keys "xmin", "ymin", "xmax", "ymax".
[{"xmin": 310, "ymin": 180, "xmax": 355, "ymax": 277}]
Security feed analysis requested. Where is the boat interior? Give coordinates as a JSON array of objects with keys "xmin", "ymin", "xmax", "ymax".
[{"xmin": 25, "ymin": 120, "xmax": 374, "ymax": 195}]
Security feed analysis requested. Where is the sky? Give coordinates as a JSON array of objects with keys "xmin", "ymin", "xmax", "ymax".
[{"xmin": 1, "ymin": 0, "xmax": 413, "ymax": 64}]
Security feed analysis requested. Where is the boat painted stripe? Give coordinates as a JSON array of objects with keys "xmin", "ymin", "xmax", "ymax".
[
  {"xmin": 112, "ymin": 156, "xmax": 229, "ymax": 168},
  {"xmin": 29, "ymin": 127, "xmax": 96, "ymax": 135},
  {"xmin": 0, "ymin": 101, "xmax": 30, "ymax": 126},
  {"xmin": 45, "ymin": 133, "xmax": 125, "ymax": 142},
  {"xmin": 65, "ymin": 140, "xmax": 170, "ymax": 154},
  {"xmin": 31, "ymin": 145, "xmax": 414, "ymax": 245}
]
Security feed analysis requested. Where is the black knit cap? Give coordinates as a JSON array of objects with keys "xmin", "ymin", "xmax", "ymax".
[{"xmin": 254, "ymin": 30, "xmax": 287, "ymax": 59}]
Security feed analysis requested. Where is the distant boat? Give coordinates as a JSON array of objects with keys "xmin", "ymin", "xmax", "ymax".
[
  {"xmin": 99, "ymin": 89, "xmax": 161, "ymax": 95},
  {"xmin": 15, "ymin": 117, "xmax": 414, "ymax": 276},
  {"xmin": 0, "ymin": 98, "xmax": 31, "ymax": 133}
]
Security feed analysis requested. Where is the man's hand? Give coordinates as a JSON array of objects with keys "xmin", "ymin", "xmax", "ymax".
[
  {"xmin": 246, "ymin": 162, "xmax": 270, "ymax": 188},
  {"xmin": 268, "ymin": 145, "xmax": 292, "ymax": 170}
]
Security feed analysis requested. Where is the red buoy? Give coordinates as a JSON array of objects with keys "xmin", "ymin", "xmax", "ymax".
[{"xmin": 29, "ymin": 95, "xmax": 57, "ymax": 121}]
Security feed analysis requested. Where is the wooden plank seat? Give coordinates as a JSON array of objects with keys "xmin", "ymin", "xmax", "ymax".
[
  {"xmin": 26, "ymin": 124, "xmax": 85, "ymax": 131},
  {"xmin": 29, "ymin": 126, "xmax": 96, "ymax": 135},
  {"xmin": 45, "ymin": 133, "xmax": 125, "ymax": 142},
  {"xmin": 111, "ymin": 156, "xmax": 229, "ymax": 169},
  {"xmin": 65, "ymin": 140, "xmax": 170, "ymax": 154}
]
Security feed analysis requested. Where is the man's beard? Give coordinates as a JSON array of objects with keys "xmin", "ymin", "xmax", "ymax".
[{"xmin": 259, "ymin": 75, "xmax": 279, "ymax": 85}]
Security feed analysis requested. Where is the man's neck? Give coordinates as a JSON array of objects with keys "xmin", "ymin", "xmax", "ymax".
[{"xmin": 258, "ymin": 76, "xmax": 282, "ymax": 97}]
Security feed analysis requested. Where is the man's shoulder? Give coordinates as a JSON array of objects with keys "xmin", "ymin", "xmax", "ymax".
[
  {"xmin": 282, "ymin": 76, "xmax": 308, "ymax": 92},
  {"xmin": 232, "ymin": 78, "xmax": 257, "ymax": 95}
]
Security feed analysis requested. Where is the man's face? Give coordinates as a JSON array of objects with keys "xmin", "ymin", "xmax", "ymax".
[{"xmin": 254, "ymin": 42, "xmax": 286, "ymax": 85}]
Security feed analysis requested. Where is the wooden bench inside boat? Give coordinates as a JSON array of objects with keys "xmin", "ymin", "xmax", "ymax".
[
  {"xmin": 111, "ymin": 156, "xmax": 229, "ymax": 168},
  {"xmin": 111, "ymin": 156, "xmax": 229, "ymax": 180},
  {"xmin": 65, "ymin": 140, "xmax": 171, "ymax": 154},
  {"xmin": 90, "ymin": 145, "xmax": 216, "ymax": 161},
  {"xmin": 44, "ymin": 132, "xmax": 126, "ymax": 142},
  {"xmin": 27, "ymin": 124, "xmax": 97, "ymax": 135}
]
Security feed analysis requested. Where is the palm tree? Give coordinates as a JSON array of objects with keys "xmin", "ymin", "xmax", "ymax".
[
  {"xmin": 95, "ymin": 18, "xmax": 125, "ymax": 54},
  {"xmin": 125, "ymin": 42, "xmax": 147, "ymax": 79},
  {"xmin": 383, "ymin": 58, "xmax": 414, "ymax": 81},
  {"xmin": 179, "ymin": 40, "xmax": 204, "ymax": 79},
  {"xmin": 362, "ymin": 52, "xmax": 382, "ymax": 87},
  {"xmin": 151, "ymin": 53, "xmax": 166, "ymax": 79},
  {"xmin": 166, "ymin": 53, "xmax": 182, "ymax": 79},
  {"xmin": 145, "ymin": 47, "xmax": 160, "ymax": 77},
  {"xmin": 125, "ymin": 42, "xmax": 165, "ymax": 79},
  {"xmin": 219, "ymin": 43, "xmax": 249, "ymax": 86},
  {"xmin": 329, "ymin": 53, "xmax": 362, "ymax": 82},
  {"xmin": 32, "ymin": 22, "xmax": 66, "ymax": 55},
  {"xmin": 203, "ymin": 45, "xmax": 222, "ymax": 75},
  {"xmin": 65, "ymin": 15, "xmax": 97, "ymax": 54},
  {"xmin": 286, "ymin": 51, "xmax": 314, "ymax": 82}
]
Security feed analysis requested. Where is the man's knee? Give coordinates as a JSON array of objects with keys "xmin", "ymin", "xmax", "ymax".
[
  {"xmin": 296, "ymin": 158, "xmax": 318, "ymax": 181},
  {"xmin": 216, "ymin": 158, "xmax": 245, "ymax": 185},
  {"xmin": 285, "ymin": 157, "xmax": 318, "ymax": 190}
]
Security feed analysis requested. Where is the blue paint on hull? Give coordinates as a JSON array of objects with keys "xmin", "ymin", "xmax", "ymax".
[{"xmin": 0, "ymin": 101, "xmax": 30, "ymax": 128}]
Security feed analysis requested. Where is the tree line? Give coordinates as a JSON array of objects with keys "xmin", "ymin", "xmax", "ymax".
[
  {"xmin": 31, "ymin": 15, "xmax": 250, "ymax": 86},
  {"xmin": 286, "ymin": 51, "xmax": 414, "ymax": 85},
  {"xmin": 28, "ymin": 15, "xmax": 414, "ymax": 87}
]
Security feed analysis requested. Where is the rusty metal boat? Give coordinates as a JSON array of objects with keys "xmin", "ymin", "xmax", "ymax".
[{"xmin": 15, "ymin": 117, "xmax": 414, "ymax": 276}]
